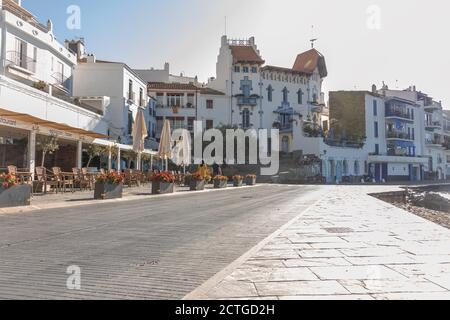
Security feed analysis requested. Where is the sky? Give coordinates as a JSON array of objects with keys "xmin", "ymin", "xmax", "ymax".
[{"xmin": 23, "ymin": 0, "xmax": 450, "ymax": 106}]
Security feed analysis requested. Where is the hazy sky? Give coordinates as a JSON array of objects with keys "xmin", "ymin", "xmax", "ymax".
[{"xmin": 24, "ymin": 0, "xmax": 450, "ymax": 106}]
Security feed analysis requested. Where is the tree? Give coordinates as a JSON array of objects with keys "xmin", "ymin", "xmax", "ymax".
[
  {"xmin": 36, "ymin": 136, "xmax": 59, "ymax": 167},
  {"xmin": 122, "ymin": 150, "xmax": 137, "ymax": 169},
  {"xmin": 85, "ymin": 144, "xmax": 107, "ymax": 168}
]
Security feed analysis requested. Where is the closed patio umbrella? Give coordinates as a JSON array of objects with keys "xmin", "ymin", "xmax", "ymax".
[
  {"xmin": 158, "ymin": 119, "xmax": 172, "ymax": 171},
  {"xmin": 171, "ymin": 129, "xmax": 191, "ymax": 173},
  {"xmin": 132, "ymin": 108, "xmax": 148, "ymax": 153},
  {"xmin": 132, "ymin": 108, "xmax": 148, "ymax": 170}
]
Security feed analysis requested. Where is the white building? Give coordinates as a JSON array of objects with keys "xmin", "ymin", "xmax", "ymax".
[
  {"xmin": 73, "ymin": 54, "xmax": 158, "ymax": 150},
  {"xmin": 0, "ymin": 0, "xmax": 156, "ymax": 174},
  {"xmin": 379, "ymin": 85, "xmax": 447, "ymax": 180},
  {"xmin": 208, "ymin": 36, "xmax": 327, "ymax": 154},
  {"xmin": 0, "ymin": 0, "xmax": 111, "ymax": 173}
]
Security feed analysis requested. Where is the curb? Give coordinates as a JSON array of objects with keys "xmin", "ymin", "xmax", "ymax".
[{"xmin": 0, "ymin": 184, "xmax": 264, "ymax": 216}]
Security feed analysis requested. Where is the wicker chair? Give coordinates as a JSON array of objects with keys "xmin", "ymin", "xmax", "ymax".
[
  {"xmin": 34, "ymin": 167, "xmax": 60, "ymax": 194},
  {"xmin": 124, "ymin": 169, "xmax": 139, "ymax": 187},
  {"xmin": 52, "ymin": 167, "xmax": 74, "ymax": 193}
]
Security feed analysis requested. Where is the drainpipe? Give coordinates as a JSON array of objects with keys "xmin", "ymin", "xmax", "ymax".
[{"xmin": 259, "ymin": 71, "xmax": 263, "ymax": 129}]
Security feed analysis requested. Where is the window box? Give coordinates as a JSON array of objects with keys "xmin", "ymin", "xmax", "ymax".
[
  {"xmin": 94, "ymin": 182, "xmax": 123, "ymax": 200},
  {"xmin": 152, "ymin": 181, "xmax": 174, "ymax": 194},
  {"xmin": 0, "ymin": 185, "xmax": 32, "ymax": 208}
]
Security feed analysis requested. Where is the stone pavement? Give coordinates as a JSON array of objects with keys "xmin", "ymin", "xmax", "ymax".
[{"xmin": 185, "ymin": 185, "xmax": 450, "ymax": 300}]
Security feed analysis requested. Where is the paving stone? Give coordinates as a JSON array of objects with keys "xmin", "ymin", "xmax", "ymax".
[
  {"xmin": 255, "ymin": 280, "xmax": 349, "ymax": 296},
  {"xmin": 310, "ymin": 265, "xmax": 406, "ymax": 281}
]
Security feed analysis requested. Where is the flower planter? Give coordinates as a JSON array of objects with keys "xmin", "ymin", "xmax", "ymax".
[
  {"xmin": 233, "ymin": 180, "xmax": 243, "ymax": 187},
  {"xmin": 94, "ymin": 182, "xmax": 123, "ymax": 200},
  {"xmin": 190, "ymin": 180, "xmax": 205, "ymax": 191},
  {"xmin": 245, "ymin": 177, "xmax": 257, "ymax": 186},
  {"xmin": 0, "ymin": 185, "xmax": 32, "ymax": 208},
  {"xmin": 152, "ymin": 181, "xmax": 174, "ymax": 194},
  {"xmin": 214, "ymin": 180, "xmax": 228, "ymax": 189}
]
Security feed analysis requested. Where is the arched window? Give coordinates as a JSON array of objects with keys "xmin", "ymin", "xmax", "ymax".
[
  {"xmin": 297, "ymin": 89, "xmax": 303, "ymax": 104},
  {"xmin": 267, "ymin": 85, "xmax": 273, "ymax": 102},
  {"xmin": 282, "ymin": 87, "xmax": 289, "ymax": 103},
  {"xmin": 242, "ymin": 109, "xmax": 250, "ymax": 129}
]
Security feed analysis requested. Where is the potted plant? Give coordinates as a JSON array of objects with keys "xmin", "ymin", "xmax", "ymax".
[
  {"xmin": 233, "ymin": 175, "xmax": 244, "ymax": 187},
  {"xmin": 151, "ymin": 172, "xmax": 175, "ymax": 194},
  {"xmin": 245, "ymin": 174, "xmax": 257, "ymax": 186},
  {"xmin": 189, "ymin": 172, "xmax": 206, "ymax": 191},
  {"xmin": 0, "ymin": 173, "xmax": 31, "ymax": 208},
  {"xmin": 94, "ymin": 172, "xmax": 124, "ymax": 200},
  {"xmin": 214, "ymin": 175, "xmax": 228, "ymax": 189}
]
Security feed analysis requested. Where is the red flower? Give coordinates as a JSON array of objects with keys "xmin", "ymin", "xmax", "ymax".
[{"xmin": 151, "ymin": 172, "xmax": 175, "ymax": 183}]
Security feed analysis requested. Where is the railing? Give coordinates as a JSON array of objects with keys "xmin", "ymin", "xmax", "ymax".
[
  {"xmin": 6, "ymin": 51, "xmax": 36, "ymax": 73},
  {"xmin": 426, "ymin": 138, "xmax": 443, "ymax": 145},
  {"xmin": 425, "ymin": 121, "xmax": 442, "ymax": 128},
  {"xmin": 387, "ymin": 148, "xmax": 409, "ymax": 157},
  {"xmin": 323, "ymin": 139, "xmax": 365, "ymax": 149},
  {"xmin": 139, "ymin": 98, "xmax": 147, "ymax": 107},
  {"xmin": 237, "ymin": 97, "xmax": 258, "ymax": 106},
  {"xmin": 386, "ymin": 131, "xmax": 413, "ymax": 140},
  {"xmin": 127, "ymin": 92, "xmax": 136, "ymax": 104},
  {"xmin": 51, "ymin": 72, "xmax": 69, "ymax": 90},
  {"xmin": 385, "ymin": 108, "xmax": 413, "ymax": 120},
  {"xmin": 2, "ymin": 0, "xmax": 48, "ymax": 33}
]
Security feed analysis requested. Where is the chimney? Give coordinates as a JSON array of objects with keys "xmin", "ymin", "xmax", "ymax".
[
  {"xmin": 86, "ymin": 54, "xmax": 96, "ymax": 63},
  {"xmin": 164, "ymin": 62, "xmax": 170, "ymax": 71},
  {"xmin": 249, "ymin": 36, "xmax": 255, "ymax": 46},
  {"xmin": 221, "ymin": 35, "xmax": 228, "ymax": 47},
  {"xmin": 47, "ymin": 19, "xmax": 53, "ymax": 33},
  {"xmin": 372, "ymin": 84, "xmax": 377, "ymax": 93}
]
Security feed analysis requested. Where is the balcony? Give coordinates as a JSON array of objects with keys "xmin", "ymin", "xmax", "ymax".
[
  {"xmin": 385, "ymin": 108, "xmax": 413, "ymax": 122},
  {"xmin": 51, "ymin": 72, "xmax": 70, "ymax": 93},
  {"xmin": 425, "ymin": 121, "xmax": 442, "ymax": 130},
  {"xmin": 5, "ymin": 51, "xmax": 36, "ymax": 74},
  {"xmin": 236, "ymin": 96, "xmax": 258, "ymax": 106},
  {"xmin": 126, "ymin": 92, "xmax": 136, "ymax": 104},
  {"xmin": 426, "ymin": 137, "xmax": 444, "ymax": 147},
  {"xmin": 424, "ymin": 102, "xmax": 441, "ymax": 112},
  {"xmin": 386, "ymin": 131, "xmax": 413, "ymax": 141}
]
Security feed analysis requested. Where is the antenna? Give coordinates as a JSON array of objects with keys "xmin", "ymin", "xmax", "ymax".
[
  {"xmin": 310, "ymin": 25, "xmax": 318, "ymax": 48},
  {"xmin": 225, "ymin": 16, "xmax": 227, "ymax": 36}
]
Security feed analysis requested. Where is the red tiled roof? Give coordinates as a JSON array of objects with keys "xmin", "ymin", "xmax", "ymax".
[
  {"xmin": 199, "ymin": 88, "xmax": 225, "ymax": 96},
  {"xmin": 261, "ymin": 65, "xmax": 304, "ymax": 75},
  {"xmin": 147, "ymin": 82, "xmax": 199, "ymax": 91},
  {"xmin": 292, "ymin": 49, "xmax": 328, "ymax": 78},
  {"xmin": 147, "ymin": 83, "xmax": 225, "ymax": 95},
  {"xmin": 230, "ymin": 46, "xmax": 265, "ymax": 65}
]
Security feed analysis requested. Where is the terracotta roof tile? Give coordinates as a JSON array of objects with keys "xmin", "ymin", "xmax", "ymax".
[
  {"xmin": 261, "ymin": 65, "xmax": 304, "ymax": 75},
  {"xmin": 292, "ymin": 49, "xmax": 328, "ymax": 78},
  {"xmin": 199, "ymin": 88, "xmax": 225, "ymax": 95},
  {"xmin": 230, "ymin": 46, "xmax": 265, "ymax": 65},
  {"xmin": 147, "ymin": 82, "xmax": 199, "ymax": 91}
]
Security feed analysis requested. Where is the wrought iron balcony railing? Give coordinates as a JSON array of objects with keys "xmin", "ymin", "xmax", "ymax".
[{"xmin": 6, "ymin": 51, "xmax": 36, "ymax": 73}]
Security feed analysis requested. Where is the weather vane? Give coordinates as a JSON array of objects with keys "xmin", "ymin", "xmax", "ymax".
[{"xmin": 310, "ymin": 25, "xmax": 318, "ymax": 48}]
